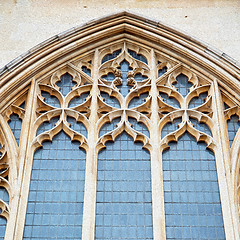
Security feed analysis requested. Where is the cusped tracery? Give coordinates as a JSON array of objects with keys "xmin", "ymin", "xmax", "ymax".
[
  {"xmin": 0, "ymin": 37, "xmax": 237, "ymax": 240},
  {"xmin": 0, "ymin": 134, "xmax": 10, "ymax": 240},
  {"xmin": 157, "ymin": 66, "xmax": 214, "ymax": 150},
  {"xmin": 33, "ymin": 66, "xmax": 91, "ymax": 150},
  {"xmin": 96, "ymin": 43, "xmax": 152, "ymax": 151}
]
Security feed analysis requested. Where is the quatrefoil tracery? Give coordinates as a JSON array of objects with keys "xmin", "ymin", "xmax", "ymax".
[
  {"xmin": 0, "ymin": 137, "xmax": 10, "ymax": 221},
  {"xmin": 33, "ymin": 68, "xmax": 91, "ymax": 151},
  {"xmin": 95, "ymin": 43, "xmax": 215, "ymax": 151},
  {"xmin": 156, "ymin": 65, "xmax": 214, "ymax": 150}
]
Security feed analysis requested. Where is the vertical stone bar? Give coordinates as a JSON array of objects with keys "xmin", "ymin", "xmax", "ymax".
[
  {"xmin": 0, "ymin": 116, "xmax": 18, "ymax": 240},
  {"xmin": 149, "ymin": 49, "xmax": 166, "ymax": 240},
  {"xmin": 81, "ymin": 49, "xmax": 99, "ymax": 240},
  {"xmin": 10, "ymin": 79, "xmax": 37, "ymax": 240},
  {"xmin": 212, "ymin": 79, "xmax": 238, "ymax": 240}
]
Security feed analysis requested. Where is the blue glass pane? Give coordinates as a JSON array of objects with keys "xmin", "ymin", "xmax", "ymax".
[
  {"xmin": 190, "ymin": 118, "xmax": 212, "ymax": 136},
  {"xmin": 0, "ymin": 187, "xmax": 9, "ymax": 204},
  {"xmin": 41, "ymin": 91, "xmax": 61, "ymax": 108},
  {"xmin": 99, "ymin": 118, "xmax": 121, "ymax": 137},
  {"xmin": 118, "ymin": 61, "xmax": 132, "ymax": 97},
  {"xmin": 134, "ymin": 73, "xmax": 147, "ymax": 81},
  {"xmin": 128, "ymin": 92, "xmax": 149, "ymax": 108},
  {"xmin": 128, "ymin": 117, "xmax": 150, "ymax": 138},
  {"xmin": 227, "ymin": 114, "xmax": 240, "ymax": 146},
  {"xmin": 37, "ymin": 117, "xmax": 59, "ymax": 136},
  {"xmin": 173, "ymin": 74, "xmax": 193, "ymax": 97},
  {"xmin": 159, "ymin": 92, "xmax": 180, "ymax": 108},
  {"xmin": 100, "ymin": 92, "xmax": 120, "ymax": 108},
  {"xmin": 0, "ymin": 217, "xmax": 7, "ymax": 240},
  {"xmin": 56, "ymin": 73, "xmax": 75, "ymax": 96},
  {"xmin": 128, "ymin": 50, "xmax": 148, "ymax": 64},
  {"xmin": 8, "ymin": 113, "xmax": 22, "ymax": 145},
  {"xmin": 158, "ymin": 66, "xmax": 167, "ymax": 77},
  {"xmin": 67, "ymin": 116, "xmax": 87, "ymax": 138},
  {"xmin": 102, "ymin": 50, "xmax": 121, "ymax": 64},
  {"xmin": 189, "ymin": 92, "xmax": 208, "ymax": 109},
  {"xmin": 68, "ymin": 92, "xmax": 89, "ymax": 108},
  {"xmin": 102, "ymin": 73, "xmax": 115, "ymax": 81},
  {"xmin": 224, "ymin": 103, "xmax": 229, "ymax": 110},
  {"xmin": 23, "ymin": 131, "xmax": 86, "ymax": 239},
  {"xmin": 163, "ymin": 133, "xmax": 225, "ymax": 240},
  {"xmin": 96, "ymin": 132, "xmax": 153, "ymax": 239},
  {"xmin": 82, "ymin": 66, "xmax": 91, "ymax": 77},
  {"xmin": 161, "ymin": 118, "xmax": 182, "ymax": 138},
  {"xmin": 19, "ymin": 101, "xmax": 26, "ymax": 109}
]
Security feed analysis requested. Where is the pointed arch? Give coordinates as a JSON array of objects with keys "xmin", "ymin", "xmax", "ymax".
[{"xmin": 0, "ymin": 11, "xmax": 239, "ymax": 240}]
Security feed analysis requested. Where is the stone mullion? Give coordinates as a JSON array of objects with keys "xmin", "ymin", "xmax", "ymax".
[
  {"xmin": 0, "ymin": 116, "xmax": 18, "ymax": 240},
  {"xmin": 81, "ymin": 49, "xmax": 99, "ymax": 240},
  {"xmin": 149, "ymin": 49, "xmax": 166, "ymax": 240},
  {"xmin": 212, "ymin": 79, "xmax": 238, "ymax": 240},
  {"xmin": 11, "ymin": 79, "xmax": 37, "ymax": 240}
]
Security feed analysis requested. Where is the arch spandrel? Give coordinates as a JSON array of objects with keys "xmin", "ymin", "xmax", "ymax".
[{"xmin": 0, "ymin": 11, "xmax": 239, "ymax": 240}]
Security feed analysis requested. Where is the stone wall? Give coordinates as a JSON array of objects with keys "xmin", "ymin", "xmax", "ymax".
[{"xmin": 0, "ymin": 0, "xmax": 240, "ymax": 68}]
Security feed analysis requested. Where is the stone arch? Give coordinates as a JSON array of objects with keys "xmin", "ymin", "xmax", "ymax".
[{"xmin": 0, "ymin": 11, "xmax": 239, "ymax": 240}]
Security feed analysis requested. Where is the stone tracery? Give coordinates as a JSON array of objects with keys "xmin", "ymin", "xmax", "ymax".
[{"xmin": 0, "ymin": 12, "xmax": 239, "ymax": 240}]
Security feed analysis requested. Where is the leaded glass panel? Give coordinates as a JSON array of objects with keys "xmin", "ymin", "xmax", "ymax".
[
  {"xmin": 163, "ymin": 133, "xmax": 225, "ymax": 240},
  {"xmin": 227, "ymin": 114, "xmax": 240, "ymax": 146},
  {"xmin": 57, "ymin": 73, "xmax": 75, "ymax": 96},
  {"xmin": 8, "ymin": 113, "xmax": 22, "ymax": 145},
  {"xmin": 23, "ymin": 131, "xmax": 86, "ymax": 239},
  {"xmin": 173, "ymin": 74, "xmax": 193, "ymax": 97},
  {"xmin": 95, "ymin": 132, "xmax": 153, "ymax": 239},
  {"xmin": 0, "ymin": 217, "xmax": 7, "ymax": 240}
]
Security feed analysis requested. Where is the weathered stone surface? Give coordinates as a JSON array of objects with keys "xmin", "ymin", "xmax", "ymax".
[{"xmin": 0, "ymin": 0, "xmax": 240, "ymax": 68}]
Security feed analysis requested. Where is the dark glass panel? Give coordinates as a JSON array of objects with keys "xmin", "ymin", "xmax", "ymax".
[
  {"xmin": 0, "ymin": 217, "xmax": 7, "ymax": 240},
  {"xmin": 158, "ymin": 66, "xmax": 167, "ymax": 77},
  {"xmin": 128, "ymin": 92, "xmax": 149, "ymax": 108},
  {"xmin": 189, "ymin": 92, "xmax": 208, "ymax": 108},
  {"xmin": 0, "ymin": 187, "xmax": 9, "ymax": 204},
  {"xmin": 163, "ymin": 133, "xmax": 225, "ymax": 240},
  {"xmin": 102, "ymin": 73, "xmax": 115, "ymax": 81},
  {"xmin": 8, "ymin": 113, "xmax": 22, "ymax": 145},
  {"xmin": 227, "ymin": 114, "xmax": 240, "ymax": 146},
  {"xmin": 159, "ymin": 92, "xmax": 180, "ymax": 108},
  {"xmin": 68, "ymin": 92, "xmax": 89, "ymax": 108},
  {"xmin": 224, "ymin": 103, "xmax": 229, "ymax": 110},
  {"xmin": 102, "ymin": 50, "xmax": 121, "ymax": 64},
  {"xmin": 41, "ymin": 91, "xmax": 61, "ymax": 108},
  {"xmin": 23, "ymin": 131, "xmax": 86, "ymax": 239},
  {"xmin": 128, "ymin": 50, "xmax": 148, "ymax": 64},
  {"xmin": 99, "ymin": 118, "xmax": 121, "ymax": 137},
  {"xmin": 19, "ymin": 101, "xmax": 26, "ymax": 109},
  {"xmin": 67, "ymin": 116, "xmax": 87, "ymax": 138},
  {"xmin": 134, "ymin": 73, "xmax": 147, "ymax": 81},
  {"xmin": 128, "ymin": 117, "xmax": 150, "ymax": 138},
  {"xmin": 81, "ymin": 66, "xmax": 91, "ymax": 77},
  {"xmin": 100, "ymin": 92, "xmax": 120, "ymax": 108},
  {"xmin": 118, "ymin": 61, "xmax": 132, "ymax": 97},
  {"xmin": 37, "ymin": 117, "xmax": 59, "ymax": 136},
  {"xmin": 190, "ymin": 118, "xmax": 212, "ymax": 137},
  {"xmin": 95, "ymin": 132, "xmax": 153, "ymax": 239},
  {"xmin": 173, "ymin": 74, "xmax": 192, "ymax": 97},
  {"xmin": 56, "ymin": 73, "xmax": 75, "ymax": 96},
  {"xmin": 161, "ymin": 118, "xmax": 182, "ymax": 138}
]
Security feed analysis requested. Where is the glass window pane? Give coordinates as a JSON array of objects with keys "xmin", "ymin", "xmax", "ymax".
[
  {"xmin": 23, "ymin": 131, "xmax": 86, "ymax": 239},
  {"xmin": 163, "ymin": 133, "xmax": 225, "ymax": 240},
  {"xmin": 227, "ymin": 114, "xmax": 240, "ymax": 146},
  {"xmin": 96, "ymin": 132, "xmax": 153, "ymax": 239},
  {"xmin": 0, "ymin": 217, "xmax": 7, "ymax": 240},
  {"xmin": 8, "ymin": 113, "xmax": 22, "ymax": 145}
]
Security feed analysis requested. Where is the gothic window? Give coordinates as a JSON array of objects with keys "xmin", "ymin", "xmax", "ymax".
[{"xmin": 0, "ymin": 12, "xmax": 239, "ymax": 240}]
